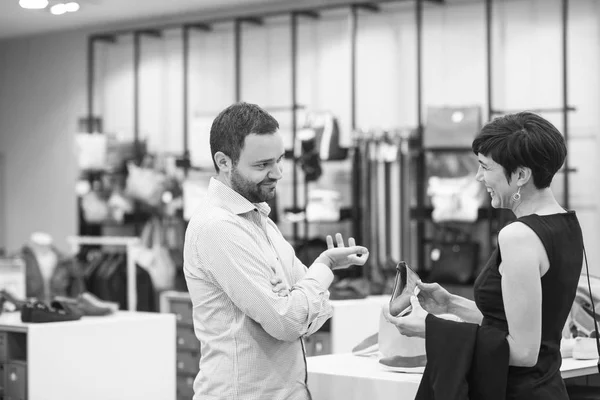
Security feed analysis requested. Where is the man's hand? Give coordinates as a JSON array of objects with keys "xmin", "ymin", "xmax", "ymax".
[
  {"xmin": 270, "ymin": 277, "xmax": 290, "ymax": 297},
  {"xmin": 315, "ymin": 233, "xmax": 369, "ymax": 270}
]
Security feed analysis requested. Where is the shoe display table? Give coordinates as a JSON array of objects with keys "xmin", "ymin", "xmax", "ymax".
[
  {"xmin": 307, "ymin": 353, "xmax": 600, "ymax": 400},
  {"xmin": 313, "ymin": 295, "xmax": 389, "ymax": 355},
  {"xmin": 0, "ymin": 311, "xmax": 176, "ymax": 400}
]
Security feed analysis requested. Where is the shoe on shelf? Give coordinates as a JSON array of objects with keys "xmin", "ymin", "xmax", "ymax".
[
  {"xmin": 20, "ymin": 301, "xmax": 82, "ymax": 323},
  {"xmin": 378, "ymin": 354, "xmax": 427, "ymax": 374},
  {"xmin": 351, "ymin": 333, "xmax": 379, "ymax": 357},
  {"xmin": 0, "ymin": 289, "xmax": 29, "ymax": 311},
  {"xmin": 51, "ymin": 297, "xmax": 84, "ymax": 319},
  {"xmin": 76, "ymin": 292, "xmax": 119, "ymax": 315},
  {"xmin": 572, "ymin": 336, "xmax": 600, "ymax": 360}
]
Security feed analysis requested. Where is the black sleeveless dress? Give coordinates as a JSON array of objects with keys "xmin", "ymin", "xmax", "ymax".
[{"xmin": 473, "ymin": 211, "xmax": 583, "ymax": 400}]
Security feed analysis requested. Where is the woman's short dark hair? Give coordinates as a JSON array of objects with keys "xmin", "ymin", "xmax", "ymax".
[
  {"xmin": 471, "ymin": 112, "xmax": 566, "ymax": 189},
  {"xmin": 209, "ymin": 102, "xmax": 279, "ymax": 172}
]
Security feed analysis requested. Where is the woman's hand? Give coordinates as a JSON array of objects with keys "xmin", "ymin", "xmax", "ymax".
[
  {"xmin": 383, "ymin": 296, "xmax": 428, "ymax": 338},
  {"xmin": 270, "ymin": 277, "xmax": 289, "ymax": 297},
  {"xmin": 416, "ymin": 280, "xmax": 453, "ymax": 315},
  {"xmin": 315, "ymin": 233, "xmax": 369, "ymax": 270}
]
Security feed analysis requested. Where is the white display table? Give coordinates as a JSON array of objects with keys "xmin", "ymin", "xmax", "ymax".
[
  {"xmin": 307, "ymin": 353, "xmax": 599, "ymax": 400},
  {"xmin": 0, "ymin": 311, "xmax": 176, "ymax": 400},
  {"xmin": 328, "ymin": 295, "xmax": 388, "ymax": 354}
]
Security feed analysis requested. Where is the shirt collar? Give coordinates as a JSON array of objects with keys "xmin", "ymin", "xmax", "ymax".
[{"xmin": 208, "ymin": 177, "xmax": 271, "ymax": 217}]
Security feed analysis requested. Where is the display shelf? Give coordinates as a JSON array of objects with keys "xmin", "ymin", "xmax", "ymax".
[
  {"xmin": 0, "ymin": 311, "xmax": 175, "ymax": 400},
  {"xmin": 307, "ymin": 353, "xmax": 600, "ymax": 400}
]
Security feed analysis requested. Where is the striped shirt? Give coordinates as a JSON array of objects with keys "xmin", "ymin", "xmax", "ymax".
[{"xmin": 184, "ymin": 177, "xmax": 334, "ymax": 400}]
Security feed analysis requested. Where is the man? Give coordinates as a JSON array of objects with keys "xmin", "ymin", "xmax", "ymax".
[{"xmin": 183, "ymin": 102, "xmax": 369, "ymax": 400}]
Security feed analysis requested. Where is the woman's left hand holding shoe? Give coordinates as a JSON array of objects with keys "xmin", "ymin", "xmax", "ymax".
[{"xmin": 383, "ymin": 295, "xmax": 428, "ymax": 339}]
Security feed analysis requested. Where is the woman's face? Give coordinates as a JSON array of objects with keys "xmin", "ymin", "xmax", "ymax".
[{"xmin": 475, "ymin": 153, "xmax": 517, "ymax": 209}]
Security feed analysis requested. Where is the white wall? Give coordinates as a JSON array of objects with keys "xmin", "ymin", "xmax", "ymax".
[
  {"xmin": 0, "ymin": 32, "xmax": 85, "ymax": 252},
  {"xmin": 0, "ymin": 0, "xmax": 599, "ymax": 275},
  {"xmin": 0, "ymin": 153, "xmax": 5, "ymax": 253}
]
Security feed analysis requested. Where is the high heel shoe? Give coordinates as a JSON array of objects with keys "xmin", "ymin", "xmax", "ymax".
[
  {"xmin": 0, "ymin": 289, "xmax": 29, "ymax": 311},
  {"xmin": 389, "ymin": 261, "xmax": 420, "ymax": 317}
]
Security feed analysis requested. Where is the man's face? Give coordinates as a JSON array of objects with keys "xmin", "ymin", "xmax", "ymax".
[{"xmin": 230, "ymin": 131, "xmax": 285, "ymax": 203}]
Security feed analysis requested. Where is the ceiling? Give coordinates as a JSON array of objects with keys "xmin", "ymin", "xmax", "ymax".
[{"xmin": 0, "ymin": 0, "xmax": 302, "ymax": 40}]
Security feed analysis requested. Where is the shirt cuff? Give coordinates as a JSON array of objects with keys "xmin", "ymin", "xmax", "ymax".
[{"xmin": 305, "ymin": 262, "xmax": 334, "ymax": 289}]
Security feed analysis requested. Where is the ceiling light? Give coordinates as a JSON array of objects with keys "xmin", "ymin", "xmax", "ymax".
[
  {"xmin": 19, "ymin": 0, "xmax": 49, "ymax": 9},
  {"xmin": 50, "ymin": 3, "xmax": 66, "ymax": 15},
  {"xmin": 64, "ymin": 2, "xmax": 79, "ymax": 12}
]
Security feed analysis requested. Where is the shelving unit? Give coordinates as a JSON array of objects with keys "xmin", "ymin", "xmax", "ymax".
[
  {"xmin": 83, "ymin": 0, "xmax": 446, "ymax": 268},
  {"xmin": 407, "ymin": 0, "xmax": 576, "ymax": 272},
  {"xmin": 485, "ymin": 0, "xmax": 575, "ymax": 209},
  {"xmin": 66, "ymin": 235, "xmax": 140, "ymax": 311}
]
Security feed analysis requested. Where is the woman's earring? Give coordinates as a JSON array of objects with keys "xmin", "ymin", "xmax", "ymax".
[{"xmin": 511, "ymin": 186, "xmax": 522, "ymax": 202}]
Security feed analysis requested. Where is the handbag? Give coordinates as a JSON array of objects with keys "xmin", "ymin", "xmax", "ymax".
[
  {"xmin": 427, "ymin": 175, "xmax": 484, "ymax": 223},
  {"xmin": 80, "ymin": 190, "xmax": 109, "ymax": 223},
  {"xmin": 424, "ymin": 105, "xmax": 482, "ymax": 149},
  {"xmin": 75, "ymin": 133, "xmax": 107, "ymax": 170},
  {"xmin": 427, "ymin": 225, "xmax": 479, "ymax": 285},
  {"xmin": 125, "ymin": 162, "xmax": 167, "ymax": 207},
  {"xmin": 132, "ymin": 217, "xmax": 175, "ymax": 291}
]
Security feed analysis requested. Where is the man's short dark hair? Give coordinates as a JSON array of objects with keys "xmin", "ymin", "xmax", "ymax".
[
  {"xmin": 471, "ymin": 112, "xmax": 566, "ymax": 189},
  {"xmin": 209, "ymin": 102, "xmax": 280, "ymax": 172}
]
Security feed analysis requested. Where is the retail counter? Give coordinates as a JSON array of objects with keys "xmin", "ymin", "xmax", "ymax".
[
  {"xmin": 307, "ymin": 353, "xmax": 599, "ymax": 400},
  {"xmin": 0, "ymin": 311, "xmax": 176, "ymax": 400}
]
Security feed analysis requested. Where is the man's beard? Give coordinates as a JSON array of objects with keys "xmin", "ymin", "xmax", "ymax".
[{"xmin": 230, "ymin": 167, "xmax": 277, "ymax": 203}]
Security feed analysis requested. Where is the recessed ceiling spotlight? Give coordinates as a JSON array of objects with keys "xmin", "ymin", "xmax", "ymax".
[
  {"xmin": 50, "ymin": 3, "xmax": 66, "ymax": 15},
  {"xmin": 64, "ymin": 1, "xmax": 80, "ymax": 12},
  {"xmin": 19, "ymin": 0, "xmax": 49, "ymax": 9}
]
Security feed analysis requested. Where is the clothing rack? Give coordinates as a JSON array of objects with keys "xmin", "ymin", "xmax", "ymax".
[{"xmin": 66, "ymin": 235, "xmax": 140, "ymax": 311}]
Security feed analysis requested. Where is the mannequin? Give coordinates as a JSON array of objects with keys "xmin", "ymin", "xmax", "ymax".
[{"xmin": 27, "ymin": 232, "xmax": 58, "ymax": 302}]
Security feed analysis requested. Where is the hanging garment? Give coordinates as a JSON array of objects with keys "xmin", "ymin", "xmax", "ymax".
[
  {"xmin": 83, "ymin": 252, "xmax": 157, "ymax": 312},
  {"xmin": 295, "ymin": 130, "xmax": 322, "ymax": 182},
  {"xmin": 298, "ymin": 111, "xmax": 348, "ymax": 161},
  {"xmin": 21, "ymin": 245, "xmax": 86, "ymax": 302},
  {"xmin": 125, "ymin": 162, "xmax": 167, "ymax": 207}
]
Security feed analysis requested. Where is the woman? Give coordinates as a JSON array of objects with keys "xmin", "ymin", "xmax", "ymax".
[{"xmin": 385, "ymin": 111, "xmax": 584, "ymax": 399}]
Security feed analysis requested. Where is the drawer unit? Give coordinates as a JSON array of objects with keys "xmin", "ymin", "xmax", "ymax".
[
  {"xmin": 176, "ymin": 326, "xmax": 199, "ymax": 352},
  {"xmin": 0, "ymin": 332, "xmax": 6, "ymax": 362},
  {"xmin": 0, "ymin": 311, "xmax": 175, "ymax": 400},
  {"xmin": 176, "ymin": 350, "xmax": 200, "ymax": 376},
  {"xmin": 170, "ymin": 299, "xmax": 193, "ymax": 326},
  {"xmin": 5, "ymin": 360, "xmax": 26, "ymax": 400},
  {"xmin": 304, "ymin": 332, "xmax": 332, "ymax": 357},
  {"xmin": 161, "ymin": 292, "xmax": 198, "ymax": 399},
  {"xmin": 0, "ymin": 362, "xmax": 5, "ymax": 396},
  {"xmin": 177, "ymin": 375, "xmax": 195, "ymax": 399}
]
